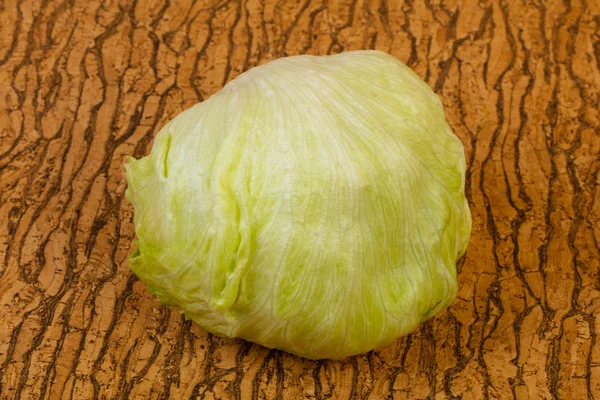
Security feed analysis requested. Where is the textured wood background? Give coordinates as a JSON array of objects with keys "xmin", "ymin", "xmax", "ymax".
[{"xmin": 1, "ymin": 0, "xmax": 599, "ymax": 399}]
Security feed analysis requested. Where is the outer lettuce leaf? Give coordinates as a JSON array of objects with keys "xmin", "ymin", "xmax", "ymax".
[{"xmin": 125, "ymin": 50, "xmax": 471, "ymax": 360}]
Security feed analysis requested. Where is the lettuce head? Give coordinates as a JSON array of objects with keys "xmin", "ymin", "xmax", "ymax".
[{"xmin": 125, "ymin": 50, "xmax": 471, "ymax": 360}]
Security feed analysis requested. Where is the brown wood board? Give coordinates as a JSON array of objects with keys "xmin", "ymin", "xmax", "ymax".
[{"xmin": 1, "ymin": 0, "xmax": 599, "ymax": 398}]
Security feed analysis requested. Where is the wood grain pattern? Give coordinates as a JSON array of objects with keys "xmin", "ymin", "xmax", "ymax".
[{"xmin": 1, "ymin": 0, "xmax": 599, "ymax": 398}]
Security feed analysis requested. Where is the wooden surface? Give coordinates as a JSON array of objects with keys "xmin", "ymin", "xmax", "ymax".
[{"xmin": 1, "ymin": 0, "xmax": 599, "ymax": 398}]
